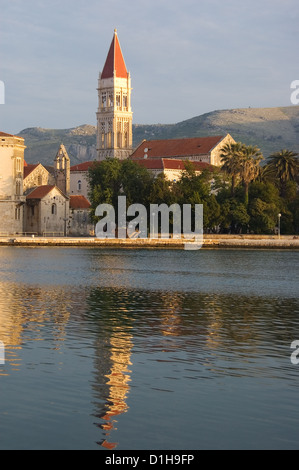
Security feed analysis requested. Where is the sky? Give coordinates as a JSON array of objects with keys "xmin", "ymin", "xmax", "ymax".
[{"xmin": 1, "ymin": 0, "xmax": 299, "ymax": 134}]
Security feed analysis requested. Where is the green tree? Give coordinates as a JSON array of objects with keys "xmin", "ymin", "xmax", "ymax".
[
  {"xmin": 87, "ymin": 158, "xmax": 154, "ymax": 223},
  {"xmin": 87, "ymin": 158, "xmax": 122, "ymax": 220},
  {"xmin": 120, "ymin": 159, "xmax": 154, "ymax": 206},
  {"xmin": 220, "ymin": 142, "xmax": 244, "ymax": 196},
  {"xmin": 265, "ymin": 149, "xmax": 299, "ymax": 196},
  {"xmin": 219, "ymin": 198, "xmax": 250, "ymax": 233},
  {"xmin": 239, "ymin": 145, "xmax": 263, "ymax": 206}
]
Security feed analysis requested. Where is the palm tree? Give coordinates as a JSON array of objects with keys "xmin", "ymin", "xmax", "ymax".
[
  {"xmin": 265, "ymin": 149, "xmax": 299, "ymax": 196},
  {"xmin": 239, "ymin": 145, "xmax": 263, "ymax": 206},
  {"xmin": 220, "ymin": 142, "xmax": 244, "ymax": 196}
]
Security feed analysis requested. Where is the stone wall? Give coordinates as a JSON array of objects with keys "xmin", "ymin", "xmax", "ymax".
[
  {"xmin": 0, "ymin": 134, "xmax": 26, "ymax": 234},
  {"xmin": 210, "ymin": 134, "xmax": 236, "ymax": 166},
  {"xmin": 69, "ymin": 208, "xmax": 94, "ymax": 237}
]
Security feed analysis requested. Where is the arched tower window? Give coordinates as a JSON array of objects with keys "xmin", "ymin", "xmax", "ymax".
[
  {"xmin": 117, "ymin": 121, "xmax": 122, "ymax": 148},
  {"xmin": 16, "ymin": 181, "xmax": 21, "ymax": 196}
]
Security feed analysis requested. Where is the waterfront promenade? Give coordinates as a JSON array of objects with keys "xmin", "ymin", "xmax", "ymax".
[{"xmin": 0, "ymin": 234, "xmax": 298, "ymax": 249}]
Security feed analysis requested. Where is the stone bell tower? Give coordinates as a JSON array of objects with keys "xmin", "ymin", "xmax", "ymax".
[
  {"xmin": 54, "ymin": 144, "xmax": 70, "ymax": 196},
  {"xmin": 96, "ymin": 29, "xmax": 133, "ymax": 161}
]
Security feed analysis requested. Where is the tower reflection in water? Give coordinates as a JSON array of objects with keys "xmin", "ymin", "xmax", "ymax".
[
  {"xmin": 99, "ymin": 330, "xmax": 133, "ymax": 449},
  {"xmin": 88, "ymin": 288, "xmax": 134, "ymax": 449}
]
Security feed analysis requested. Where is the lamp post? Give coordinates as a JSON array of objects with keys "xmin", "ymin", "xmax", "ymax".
[{"xmin": 278, "ymin": 213, "xmax": 281, "ymax": 239}]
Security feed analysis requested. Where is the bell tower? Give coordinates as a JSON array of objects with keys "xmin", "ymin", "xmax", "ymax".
[
  {"xmin": 54, "ymin": 144, "xmax": 70, "ymax": 196},
  {"xmin": 96, "ymin": 29, "xmax": 133, "ymax": 161}
]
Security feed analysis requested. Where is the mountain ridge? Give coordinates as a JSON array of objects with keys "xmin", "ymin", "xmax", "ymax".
[{"xmin": 18, "ymin": 105, "xmax": 299, "ymax": 166}]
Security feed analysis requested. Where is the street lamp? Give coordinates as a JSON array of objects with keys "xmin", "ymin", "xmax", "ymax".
[{"xmin": 278, "ymin": 213, "xmax": 281, "ymax": 239}]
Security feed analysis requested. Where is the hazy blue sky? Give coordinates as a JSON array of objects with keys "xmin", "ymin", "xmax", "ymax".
[{"xmin": 1, "ymin": 0, "xmax": 298, "ymax": 134}]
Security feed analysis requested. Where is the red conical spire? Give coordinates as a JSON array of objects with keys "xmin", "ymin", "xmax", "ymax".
[{"xmin": 101, "ymin": 29, "xmax": 128, "ymax": 79}]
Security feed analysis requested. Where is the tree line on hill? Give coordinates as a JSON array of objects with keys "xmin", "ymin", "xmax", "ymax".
[{"xmin": 87, "ymin": 144, "xmax": 299, "ymax": 235}]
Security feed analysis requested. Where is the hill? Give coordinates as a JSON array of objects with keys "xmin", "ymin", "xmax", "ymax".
[{"xmin": 18, "ymin": 106, "xmax": 299, "ymax": 166}]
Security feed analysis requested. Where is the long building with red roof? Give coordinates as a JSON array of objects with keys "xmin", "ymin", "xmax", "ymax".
[{"xmin": 131, "ymin": 134, "xmax": 235, "ymax": 167}]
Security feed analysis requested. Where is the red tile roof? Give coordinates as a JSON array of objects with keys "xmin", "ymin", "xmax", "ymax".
[
  {"xmin": 101, "ymin": 30, "xmax": 128, "ymax": 79},
  {"xmin": 70, "ymin": 161, "xmax": 96, "ymax": 172},
  {"xmin": 131, "ymin": 136, "xmax": 226, "ymax": 159},
  {"xmin": 24, "ymin": 163, "xmax": 39, "ymax": 179},
  {"xmin": 26, "ymin": 185, "xmax": 56, "ymax": 200},
  {"xmin": 135, "ymin": 159, "xmax": 164, "ymax": 170},
  {"xmin": 70, "ymin": 195, "xmax": 91, "ymax": 209},
  {"xmin": 0, "ymin": 131, "xmax": 16, "ymax": 137},
  {"xmin": 0, "ymin": 132, "xmax": 25, "ymax": 144}
]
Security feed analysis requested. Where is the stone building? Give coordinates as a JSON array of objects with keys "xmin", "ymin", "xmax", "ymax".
[
  {"xmin": 24, "ymin": 162, "xmax": 55, "ymax": 193},
  {"xmin": 130, "ymin": 134, "xmax": 236, "ymax": 166},
  {"xmin": 54, "ymin": 144, "xmax": 70, "ymax": 195},
  {"xmin": 69, "ymin": 195, "xmax": 93, "ymax": 237},
  {"xmin": 23, "ymin": 145, "xmax": 71, "ymax": 236},
  {"xmin": 24, "ymin": 185, "xmax": 69, "ymax": 236},
  {"xmin": 0, "ymin": 134, "xmax": 75, "ymax": 236},
  {"xmin": 0, "ymin": 132, "xmax": 26, "ymax": 234},
  {"xmin": 70, "ymin": 161, "xmax": 95, "ymax": 201},
  {"xmin": 135, "ymin": 158, "xmax": 215, "ymax": 181},
  {"xmin": 96, "ymin": 29, "xmax": 133, "ymax": 161}
]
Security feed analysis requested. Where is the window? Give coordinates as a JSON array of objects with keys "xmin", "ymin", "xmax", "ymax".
[
  {"xmin": 117, "ymin": 121, "xmax": 122, "ymax": 148},
  {"xmin": 108, "ymin": 92, "xmax": 113, "ymax": 107},
  {"xmin": 38, "ymin": 175, "xmax": 43, "ymax": 185},
  {"xmin": 78, "ymin": 180, "xmax": 82, "ymax": 191},
  {"xmin": 124, "ymin": 122, "xmax": 129, "ymax": 148},
  {"xmin": 16, "ymin": 181, "xmax": 21, "ymax": 196},
  {"xmin": 117, "ymin": 132, "xmax": 122, "ymax": 148},
  {"xmin": 15, "ymin": 207, "xmax": 20, "ymax": 220},
  {"xmin": 51, "ymin": 204, "xmax": 57, "ymax": 216},
  {"xmin": 16, "ymin": 158, "xmax": 22, "ymax": 172},
  {"xmin": 107, "ymin": 121, "xmax": 113, "ymax": 148},
  {"xmin": 100, "ymin": 122, "xmax": 105, "ymax": 148}
]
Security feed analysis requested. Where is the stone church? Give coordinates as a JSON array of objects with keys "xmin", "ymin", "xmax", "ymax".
[
  {"xmin": 0, "ymin": 134, "xmax": 92, "ymax": 236},
  {"xmin": 23, "ymin": 144, "xmax": 70, "ymax": 236}
]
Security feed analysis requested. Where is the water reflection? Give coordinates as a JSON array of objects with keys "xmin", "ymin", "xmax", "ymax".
[
  {"xmin": 0, "ymin": 283, "xmax": 73, "ymax": 373},
  {"xmin": 99, "ymin": 330, "xmax": 133, "ymax": 449},
  {"xmin": 0, "ymin": 245, "xmax": 298, "ymax": 449},
  {"xmin": 85, "ymin": 286, "xmax": 299, "ymax": 448}
]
